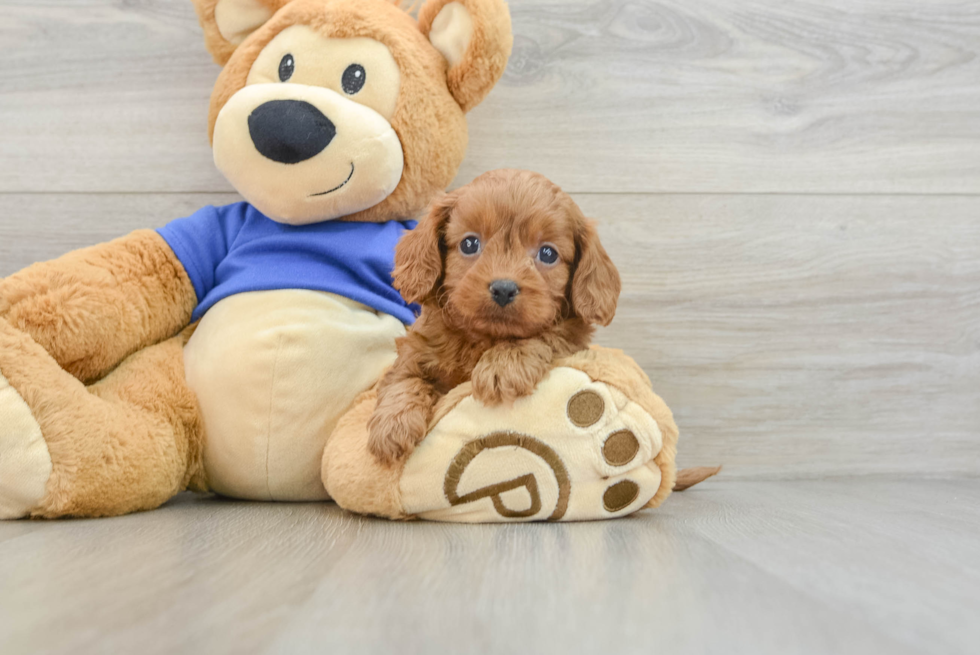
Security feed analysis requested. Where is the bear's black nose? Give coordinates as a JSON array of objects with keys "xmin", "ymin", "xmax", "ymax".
[
  {"xmin": 489, "ymin": 280, "xmax": 520, "ymax": 307},
  {"xmin": 248, "ymin": 100, "xmax": 336, "ymax": 164}
]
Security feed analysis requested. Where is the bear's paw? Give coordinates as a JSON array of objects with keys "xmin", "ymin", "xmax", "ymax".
[{"xmin": 399, "ymin": 366, "xmax": 666, "ymax": 522}]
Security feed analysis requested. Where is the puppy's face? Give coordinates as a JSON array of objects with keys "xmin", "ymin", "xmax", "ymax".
[
  {"xmin": 395, "ymin": 169, "xmax": 621, "ymax": 339},
  {"xmin": 441, "ymin": 183, "xmax": 575, "ymax": 339}
]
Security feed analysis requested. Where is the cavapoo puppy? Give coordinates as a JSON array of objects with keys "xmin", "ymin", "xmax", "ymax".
[{"xmin": 368, "ymin": 169, "xmax": 621, "ymax": 465}]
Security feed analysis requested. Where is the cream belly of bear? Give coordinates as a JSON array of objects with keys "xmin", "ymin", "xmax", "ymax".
[{"xmin": 183, "ymin": 290, "xmax": 405, "ymax": 501}]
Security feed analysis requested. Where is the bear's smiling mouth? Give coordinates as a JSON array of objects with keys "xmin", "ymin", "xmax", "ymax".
[{"xmin": 309, "ymin": 162, "xmax": 355, "ymax": 197}]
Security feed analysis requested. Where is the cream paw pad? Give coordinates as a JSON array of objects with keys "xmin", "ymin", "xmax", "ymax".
[
  {"xmin": 0, "ymin": 368, "xmax": 52, "ymax": 520},
  {"xmin": 399, "ymin": 357, "xmax": 674, "ymax": 523}
]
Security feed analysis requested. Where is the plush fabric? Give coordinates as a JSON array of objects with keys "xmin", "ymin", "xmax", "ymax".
[
  {"xmin": 552, "ymin": 346, "xmax": 681, "ymax": 508},
  {"xmin": 0, "ymin": 369, "xmax": 51, "ymax": 519},
  {"xmin": 427, "ymin": 2, "xmax": 473, "ymax": 67},
  {"xmin": 322, "ymin": 385, "xmax": 409, "ymax": 518},
  {"xmin": 247, "ymin": 25, "xmax": 403, "ymax": 120},
  {"xmin": 157, "ymin": 202, "xmax": 419, "ymax": 323},
  {"xmin": 401, "ymin": 367, "xmax": 664, "ymax": 522},
  {"xmin": 0, "ymin": 230, "xmax": 196, "ymax": 383},
  {"xmin": 418, "ymin": 0, "xmax": 513, "ymax": 112},
  {"xmin": 185, "ymin": 290, "xmax": 405, "ymax": 500},
  {"xmin": 207, "ymin": 0, "xmax": 473, "ymax": 224},
  {"xmin": 212, "ymin": 80, "xmax": 407, "ymax": 224},
  {"xmin": 213, "ymin": 0, "xmax": 277, "ymax": 49},
  {"xmin": 0, "ymin": 318, "xmax": 206, "ymax": 519},
  {"xmin": 194, "ymin": 0, "xmax": 291, "ymax": 66}
]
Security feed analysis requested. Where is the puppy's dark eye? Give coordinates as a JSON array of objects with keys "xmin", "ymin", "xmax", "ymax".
[
  {"xmin": 342, "ymin": 64, "xmax": 366, "ymax": 94},
  {"xmin": 460, "ymin": 235, "xmax": 481, "ymax": 256},
  {"xmin": 278, "ymin": 54, "xmax": 295, "ymax": 82},
  {"xmin": 537, "ymin": 244, "xmax": 559, "ymax": 265}
]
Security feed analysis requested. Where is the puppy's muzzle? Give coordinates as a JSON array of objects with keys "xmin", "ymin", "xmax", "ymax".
[
  {"xmin": 489, "ymin": 279, "xmax": 520, "ymax": 307},
  {"xmin": 248, "ymin": 100, "xmax": 337, "ymax": 164}
]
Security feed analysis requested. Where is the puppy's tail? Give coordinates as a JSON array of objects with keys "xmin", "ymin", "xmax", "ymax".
[{"xmin": 673, "ymin": 465, "xmax": 722, "ymax": 491}]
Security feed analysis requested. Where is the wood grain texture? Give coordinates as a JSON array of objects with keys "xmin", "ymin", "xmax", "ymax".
[
  {"xmin": 579, "ymin": 193, "xmax": 980, "ymax": 477},
  {"xmin": 0, "ymin": 479, "xmax": 977, "ymax": 655},
  {"xmin": 2, "ymin": 192, "xmax": 977, "ymax": 477},
  {"xmin": 1, "ymin": 0, "xmax": 979, "ymax": 194}
]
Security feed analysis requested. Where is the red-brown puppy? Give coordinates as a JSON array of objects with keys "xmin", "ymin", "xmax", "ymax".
[{"xmin": 368, "ymin": 169, "xmax": 621, "ymax": 465}]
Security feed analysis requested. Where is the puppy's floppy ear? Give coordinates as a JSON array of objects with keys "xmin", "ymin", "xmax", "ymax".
[
  {"xmin": 192, "ymin": 0, "xmax": 291, "ymax": 65},
  {"xmin": 418, "ymin": 0, "xmax": 513, "ymax": 112},
  {"xmin": 393, "ymin": 194, "xmax": 455, "ymax": 304},
  {"xmin": 571, "ymin": 219, "xmax": 621, "ymax": 326}
]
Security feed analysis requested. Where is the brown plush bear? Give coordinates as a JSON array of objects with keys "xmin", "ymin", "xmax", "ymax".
[{"xmin": 0, "ymin": 0, "xmax": 709, "ymax": 522}]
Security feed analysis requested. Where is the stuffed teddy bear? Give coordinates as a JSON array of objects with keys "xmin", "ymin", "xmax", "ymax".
[{"xmin": 0, "ymin": 0, "xmax": 713, "ymax": 522}]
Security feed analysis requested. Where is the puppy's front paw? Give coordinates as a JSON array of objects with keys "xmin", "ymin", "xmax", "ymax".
[
  {"xmin": 367, "ymin": 408, "xmax": 429, "ymax": 466},
  {"xmin": 471, "ymin": 359, "xmax": 540, "ymax": 406}
]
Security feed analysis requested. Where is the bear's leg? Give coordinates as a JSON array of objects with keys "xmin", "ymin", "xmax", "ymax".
[{"xmin": 0, "ymin": 318, "xmax": 205, "ymax": 519}]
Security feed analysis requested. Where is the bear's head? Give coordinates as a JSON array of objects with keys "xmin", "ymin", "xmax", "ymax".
[{"xmin": 192, "ymin": 0, "xmax": 512, "ymax": 224}]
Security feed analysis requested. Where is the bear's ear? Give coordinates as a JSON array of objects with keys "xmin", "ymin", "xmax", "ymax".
[
  {"xmin": 418, "ymin": 0, "xmax": 513, "ymax": 113},
  {"xmin": 192, "ymin": 0, "xmax": 290, "ymax": 65}
]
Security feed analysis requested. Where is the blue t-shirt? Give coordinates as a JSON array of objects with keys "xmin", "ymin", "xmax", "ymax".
[{"xmin": 157, "ymin": 202, "xmax": 418, "ymax": 324}]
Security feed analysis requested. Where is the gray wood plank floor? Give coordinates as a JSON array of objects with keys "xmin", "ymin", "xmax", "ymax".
[{"xmin": 1, "ymin": 479, "xmax": 977, "ymax": 655}]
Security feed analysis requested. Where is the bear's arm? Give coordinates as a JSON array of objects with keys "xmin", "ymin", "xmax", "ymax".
[
  {"xmin": 0, "ymin": 204, "xmax": 245, "ymax": 383},
  {"xmin": 0, "ymin": 230, "xmax": 197, "ymax": 383}
]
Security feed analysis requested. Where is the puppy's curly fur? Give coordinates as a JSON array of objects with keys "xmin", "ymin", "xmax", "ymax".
[{"xmin": 368, "ymin": 169, "xmax": 621, "ymax": 465}]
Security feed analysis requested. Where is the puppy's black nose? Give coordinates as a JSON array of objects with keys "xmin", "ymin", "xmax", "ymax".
[
  {"xmin": 489, "ymin": 279, "xmax": 520, "ymax": 307},
  {"xmin": 248, "ymin": 100, "xmax": 336, "ymax": 164}
]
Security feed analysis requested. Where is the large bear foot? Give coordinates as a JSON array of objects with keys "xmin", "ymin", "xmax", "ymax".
[
  {"xmin": 0, "ymin": 317, "xmax": 205, "ymax": 519},
  {"xmin": 324, "ymin": 347, "xmax": 680, "ymax": 523},
  {"xmin": 401, "ymin": 363, "xmax": 669, "ymax": 522}
]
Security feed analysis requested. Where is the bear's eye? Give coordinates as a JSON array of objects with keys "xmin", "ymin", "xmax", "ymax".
[
  {"xmin": 278, "ymin": 54, "xmax": 294, "ymax": 82},
  {"xmin": 342, "ymin": 64, "xmax": 366, "ymax": 94},
  {"xmin": 459, "ymin": 234, "xmax": 481, "ymax": 256},
  {"xmin": 537, "ymin": 244, "xmax": 559, "ymax": 265}
]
